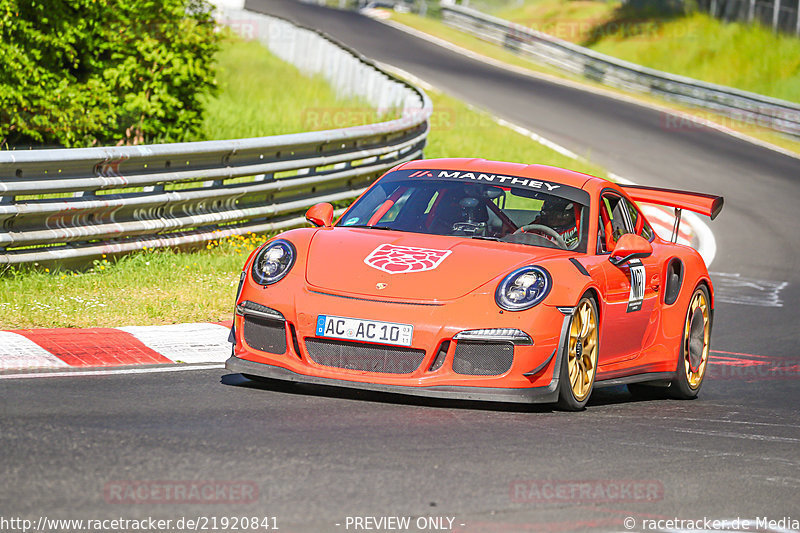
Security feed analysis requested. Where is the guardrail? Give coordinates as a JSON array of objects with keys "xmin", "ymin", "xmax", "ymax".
[
  {"xmin": 0, "ymin": 8, "xmax": 431, "ymax": 266},
  {"xmin": 441, "ymin": 4, "xmax": 800, "ymax": 139}
]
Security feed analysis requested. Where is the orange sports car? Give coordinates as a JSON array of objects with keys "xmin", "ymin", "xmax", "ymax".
[{"xmin": 226, "ymin": 158, "xmax": 723, "ymax": 410}]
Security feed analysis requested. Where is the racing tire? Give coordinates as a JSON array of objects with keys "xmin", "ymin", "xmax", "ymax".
[
  {"xmin": 668, "ymin": 284, "xmax": 712, "ymax": 400},
  {"xmin": 557, "ymin": 295, "xmax": 599, "ymax": 411}
]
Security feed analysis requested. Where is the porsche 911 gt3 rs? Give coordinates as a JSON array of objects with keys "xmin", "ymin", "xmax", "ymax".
[{"xmin": 226, "ymin": 158, "xmax": 723, "ymax": 410}]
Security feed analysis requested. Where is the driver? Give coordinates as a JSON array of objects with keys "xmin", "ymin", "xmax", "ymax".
[{"xmin": 534, "ymin": 197, "xmax": 580, "ymax": 248}]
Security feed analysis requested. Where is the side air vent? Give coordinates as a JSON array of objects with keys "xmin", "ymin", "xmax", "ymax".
[{"xmin": 665, "ymin": 258, "xmax": 684, "ymax": 306}]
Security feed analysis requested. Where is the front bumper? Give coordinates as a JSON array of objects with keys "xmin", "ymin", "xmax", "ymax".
[
  {"xmin": 228, "ymin": 281, "xmax": 578, "ymax": 403},
  {"xmin": 226, "ymin": 354, "xmax": 560, "ymax": 404}
]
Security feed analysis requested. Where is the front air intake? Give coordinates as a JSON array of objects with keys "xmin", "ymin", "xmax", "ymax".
[
  {"xmin": 452, "ymin": 341, "xmax": 514, "ymax": 376},
  {"xmin": 305, "ymin": 338, "xmax": 425, "ymax": 374},
  {"xmin": 243, "ymin": 316, "xmax": 287, "ymax": 355}
]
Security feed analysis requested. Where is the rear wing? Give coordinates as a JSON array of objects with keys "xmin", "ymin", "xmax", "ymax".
[
  {"xmin": 621, "ymin": 185, "xmax": 723, "ymax": 243},
  {"xmin": 621, "ymin": 185, "xmax": 723, "ymax": 220}
]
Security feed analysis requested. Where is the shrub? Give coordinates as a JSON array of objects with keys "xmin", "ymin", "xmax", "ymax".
[{"xmin": 0, "ymin": 0, "xmax": 220, "ymax": 148}]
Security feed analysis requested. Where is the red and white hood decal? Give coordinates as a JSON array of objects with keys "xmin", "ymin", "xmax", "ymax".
[
  {"xmin": 364, "ymin": 244, "xmax": 452, "ymax": 274},
  {"xmin": 305, "ymin": 228, "xmax": 568, "ymax": 301}
]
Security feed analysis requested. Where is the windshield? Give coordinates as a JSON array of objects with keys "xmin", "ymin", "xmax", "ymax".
[{"xmin": 339, "ymin": 168, "xmax": 591, "ymax": 252}]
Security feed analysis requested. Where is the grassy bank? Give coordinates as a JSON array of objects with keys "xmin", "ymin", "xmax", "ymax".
[
  {"xmin": 0, "ymin": 240, "xmax": 254, "ymax": 328},
  {"xmin": 497, "ymin": 0, "xmax": 800, "ymax": 103},
  {"xmin": 200, "ymin": 37, "xmax": 393, "ymax": 139},
  {"xmin": 0, "ymin": 37, "xmax": 606, "ymax": 329}
]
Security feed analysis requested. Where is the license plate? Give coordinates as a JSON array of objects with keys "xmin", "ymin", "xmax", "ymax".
[{"xmin": 316, "ymin": 315, "xmax": 413, "ymax": 347}]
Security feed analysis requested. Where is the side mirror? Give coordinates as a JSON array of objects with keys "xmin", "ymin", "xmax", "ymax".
[
  {"xmin": 609, "ymin": 233, "xmax": 653, "ymax": 266},
  {"xmin": 305, "ymin": 203, "xmax": 333, "ymax": 228}
]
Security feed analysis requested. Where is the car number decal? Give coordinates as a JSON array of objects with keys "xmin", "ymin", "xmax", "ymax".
[
  {"xmin": 627, "ymin": 259, "xmax": 646, "ymax": 313},
  {"xmin": 316, "ymin": 315, "xmax": 413, "ymax": 347}
]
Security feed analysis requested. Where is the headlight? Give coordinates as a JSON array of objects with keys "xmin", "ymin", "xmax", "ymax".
[
  {"xmin": 251, "ymin": 239, "xmax": 296, "ymax": 285},
  {"xmin": 495, "ymin": 266, "xmax": 551, "ymax": 311}
]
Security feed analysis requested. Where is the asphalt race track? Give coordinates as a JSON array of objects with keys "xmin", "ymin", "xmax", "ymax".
[{"xmin": 2, "ymin": 2, "xmax": 799, "ymax": 531}]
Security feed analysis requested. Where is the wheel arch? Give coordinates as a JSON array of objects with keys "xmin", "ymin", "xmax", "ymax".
[
  {"xmin": 695, "ymin": 276, "xmax": 714, "ymax": 310},
  {"xmin": 582, "ymin": 286, "xmax": 602, "ymax": 323}
]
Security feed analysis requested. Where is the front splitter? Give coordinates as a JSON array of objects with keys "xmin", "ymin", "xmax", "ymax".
[{"xmin": 226, "ymin": 355, "xmax": 559, "ymax": 404}]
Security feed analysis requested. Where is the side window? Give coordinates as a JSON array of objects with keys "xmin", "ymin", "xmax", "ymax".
[
  {"xmin": 623, "ymin": 197, "xmax": 655, "ymax": 242},
  {"xmin": 597, "ymin": 212, "xmax": 609, "ymax": 254},
  {"xmin": 597, "ymin": 194, "xmax": 630, "ymax": 253}
]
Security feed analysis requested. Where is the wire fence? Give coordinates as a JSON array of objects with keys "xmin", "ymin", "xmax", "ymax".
[{"xmin": 693, "ymin": 0, "xmax": 800, "ymax": 35}]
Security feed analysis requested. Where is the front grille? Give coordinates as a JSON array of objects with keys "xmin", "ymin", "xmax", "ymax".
[
  {"xmin": 452, "ymin": 341, "xmax": 514, "ymax": 376},
  {"xmin": 305, "ymin": 338, "xmax": 426, "ymax": 374},
  {"xmin": 243, "ymin": 316, "xmax": 287, "ymax": 354}
]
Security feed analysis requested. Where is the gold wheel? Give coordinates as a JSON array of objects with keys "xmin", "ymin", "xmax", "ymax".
[
  {"xmin": 684, "ymin": 288, "xmax": 710, "ymax": 389},
  {"xmin": 567, "ymin": 298, "xmax": 599, "ymax": 402}
]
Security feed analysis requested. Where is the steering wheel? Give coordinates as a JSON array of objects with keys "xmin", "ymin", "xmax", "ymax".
[{"xmin": 513, "ymin": 224, "xmax": 568, "ymax": 249}]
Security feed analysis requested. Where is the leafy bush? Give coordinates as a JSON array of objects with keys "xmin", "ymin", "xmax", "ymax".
[{"xmin": 0, "ymin": 0, "xmax": 219, "ymax": 148}]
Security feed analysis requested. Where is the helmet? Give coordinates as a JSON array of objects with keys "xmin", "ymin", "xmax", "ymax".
[{"xmin": 536, "ymin": 196, "xmax": 580, "ymax": 247}]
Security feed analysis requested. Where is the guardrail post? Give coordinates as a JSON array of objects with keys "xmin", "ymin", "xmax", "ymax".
[{"xmin": 796, "ymin": 0, "xmax": 800, "ymax": 34}]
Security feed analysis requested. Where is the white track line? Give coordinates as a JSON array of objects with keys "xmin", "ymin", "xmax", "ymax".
[
  {"xmin": 493, "ymin": 118, "xmax": 585, "ymax": 161},
  {"xmin": 683, "ymin": 210, "xmax": 717, "ymax": 267}
]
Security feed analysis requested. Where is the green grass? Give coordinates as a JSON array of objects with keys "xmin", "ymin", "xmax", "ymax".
[
  {"xmin": 199, "ymin": 36, "xmax": 395, "ymax": 139},
  {"xmin": 491, "ymin": 0, "xmax": 616, "ymax": 43},
  {"xmin": 390, "ymin": 11, "xmax": 575, "ymax": 80},
  {"xmin": 0, "ymin": 34, "xmax": 607, "ymax": 329},
  {"xmin": 423, "ymin": 89, "xmax": 604, "ymax": 175},
  {"xmin": 0, "ymin": 237, "xmax": 259, "ymax": 328},
  {"xmin": 387, "ymin": 10, "xmax": 800, "ymax": 154}
]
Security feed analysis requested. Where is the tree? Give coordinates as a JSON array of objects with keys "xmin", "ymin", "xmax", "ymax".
[{"xmin": 0, "ymin": 0, "xmax": 220, "ymax": 148}]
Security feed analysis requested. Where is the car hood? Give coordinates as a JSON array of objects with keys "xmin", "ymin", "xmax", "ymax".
[{"xmin": 305, "ymin": 228, "xmax": 569, "ymax": 301}]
